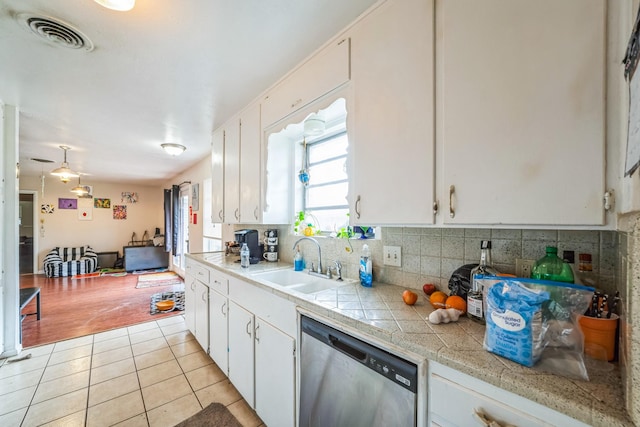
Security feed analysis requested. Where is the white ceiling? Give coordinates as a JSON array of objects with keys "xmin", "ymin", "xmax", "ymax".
[{"xmin": 0, "ymin": 0, "xmax": 377, "ymax": 185}]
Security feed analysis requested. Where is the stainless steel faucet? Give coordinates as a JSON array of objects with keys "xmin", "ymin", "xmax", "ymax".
[{"xmin": 292, "ymin": 237, "xmax": 322, "ymax": 275}]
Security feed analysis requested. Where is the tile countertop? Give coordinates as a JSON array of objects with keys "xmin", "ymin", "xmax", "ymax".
[{"xmin": 188, "ymin": 252, "xmax": 633, "ymax": 427}]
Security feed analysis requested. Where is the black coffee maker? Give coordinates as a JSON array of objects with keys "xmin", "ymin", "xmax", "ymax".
[{"xmin": 234, "ymin": 229, "xmax": 260, "ymax": 264}]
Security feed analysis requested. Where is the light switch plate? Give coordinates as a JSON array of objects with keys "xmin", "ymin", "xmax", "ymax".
[{"xmin": 383, "ymin": 246, "xmax": 401, "ymax": 267}]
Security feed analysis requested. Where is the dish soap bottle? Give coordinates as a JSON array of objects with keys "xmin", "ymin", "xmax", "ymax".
[
  {"xmin": 359, "ymin": 244, "xmax": 372, "ymax": 287},
  {"xmin": 530, "ymin": 246, "xmax": 573, "ymax": 283},
  {"xmin": 240, "ymin": 243, "xmax": 250, "ymax": 268},
  {"xmin": 467, "ymin": 240, "xmax": 499, "ymax": 324},
  {"xmin": 294, "ymin": 246, "xmax": 304, "ymax": 271}
]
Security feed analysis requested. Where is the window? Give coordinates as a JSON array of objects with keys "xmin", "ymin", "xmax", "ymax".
[{"xmin": 301, "ymin": 131, "xmax": 349, "ymax": 234}]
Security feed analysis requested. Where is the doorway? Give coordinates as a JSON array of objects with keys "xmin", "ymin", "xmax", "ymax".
[
  {"xmin": 19, "ymin": 191, "xmax": 37, "ymax": 275},
  {"xmin": 172, "ymin": 185, "xmax": 190, "ymax": 276}
]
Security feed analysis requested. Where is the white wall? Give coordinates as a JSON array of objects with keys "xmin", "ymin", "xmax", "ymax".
[{"xmin": 19, "ymin": 176, "xmax": 164, "ymax": 269}]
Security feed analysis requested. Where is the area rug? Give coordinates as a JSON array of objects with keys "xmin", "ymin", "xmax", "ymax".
[
  {"xmin": 136, "ymin": 271, "xmax": 183, "ymax": 288},
  {"xmin": 174, "ymin": 403, "xmax": 242, "ymax": 427},
  {"xmin": 150, "ymin": 290, "xmax": 185, "ymax": 314}
]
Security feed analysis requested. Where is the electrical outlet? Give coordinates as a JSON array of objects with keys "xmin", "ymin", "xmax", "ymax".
[
  {"xmin": 383, "ymin": 246, "xmax": 402, "ymax": 267},
  {"xmin": 516, "ymin": 259, "xmax": 535, "ymax": 278}
]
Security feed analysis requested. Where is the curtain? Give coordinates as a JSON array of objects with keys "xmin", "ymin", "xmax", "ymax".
[
  {"xmin": 164, "ymin": 189, "xmax": 172, "ymax": 253},
  {"xmin": 171, "ymin": 185, "xmax": 179, "ymax": 254}
]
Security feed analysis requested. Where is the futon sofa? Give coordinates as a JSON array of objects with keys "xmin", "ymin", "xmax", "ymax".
[{"xmin": 43, "ymin": 246, "xmax": 98, "ymax": 277}]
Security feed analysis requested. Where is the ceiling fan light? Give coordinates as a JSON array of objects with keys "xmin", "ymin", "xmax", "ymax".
[
  {"xmin": 161, "ymin": 143, "xmax": 186, "ymax": 156},
  {"xmin": 94, "ymin": 0, "xmax": 135, "ymax": 11}
]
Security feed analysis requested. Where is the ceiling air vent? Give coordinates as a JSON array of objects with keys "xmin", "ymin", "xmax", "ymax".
[{"xmin": 18, "ymin": 14, "xmax": 94, "ymax": 51}]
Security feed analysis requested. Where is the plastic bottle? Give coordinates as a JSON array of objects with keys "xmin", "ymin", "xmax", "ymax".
[
  {"xmin": 467, "ymin": 240, "xmax": 499, "ymax": 324},
  {"xmin": 359, "ymin": 244, "xmax": 372, "ymax": 287},
  {"xmin": 562, "ymin": 250, "xmax": 582, "ymax": 285},
  {"xmin": 530, "ymin": 246, "xmax": 573, "ymax": 283},
  {"xmin": 240, "ymin": 243, "xmax": 250, "ymax": 268},
  {"xmin": 294, "ymin": 246, "xmax": 304, "ymax": 271}
]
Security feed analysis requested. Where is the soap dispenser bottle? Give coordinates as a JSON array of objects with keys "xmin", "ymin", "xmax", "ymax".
[
  {"xmin": 359, "ymin": 244, "xmax": 373, "ymax": 287},
  {"xmin": 294, "ymin": 246, "xmax": 304, "ymax": 271}
]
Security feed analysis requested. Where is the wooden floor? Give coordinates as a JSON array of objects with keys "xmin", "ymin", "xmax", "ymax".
[{"xmin": 19, "ymin": 273, "xmax": 184, "ymax": 348}]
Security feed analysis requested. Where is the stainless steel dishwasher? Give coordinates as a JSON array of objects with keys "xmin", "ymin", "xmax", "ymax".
[{"xmin": 300, "ymin": 315, "xmax": 418, "ymax": 427}]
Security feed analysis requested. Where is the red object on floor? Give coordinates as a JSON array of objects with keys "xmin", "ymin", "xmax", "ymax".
[{"xmin": 20, "ymin": 273, "xmax": 183, "ymax": 348}]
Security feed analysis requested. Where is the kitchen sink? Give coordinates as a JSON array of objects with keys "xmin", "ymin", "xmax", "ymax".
[{"xmin": 250, "ymin": 269, "xmax": 348, "ymax": 294}]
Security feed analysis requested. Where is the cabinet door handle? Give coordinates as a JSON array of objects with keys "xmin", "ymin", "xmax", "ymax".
[
  {"xmin": 255, "ymin": 323, "xmax": 260, "ymax": 343},
  {"xmin": 201, "ymin": 291, "xmax": 207, "ymax": 302},
  {"xmin": 355, "ymin": 195, "xmax": 361, "ymax": 219},
  {"xmin": 246, "ymin": 320, "xmax": 252, "ymax": 336},
  {"xmin": 234, "ymin": 208, "xmax": 239, "ymax": 221},
  {"xmin": 221, "ymin": 301, "xmax": 227, "ymax": 317},
  {"xmin": 449, "ymin": 185, "xmax": 456, "ymax": 218},
  {"xmin": 218, "ymin": 209, "xmax": 223, "ymax": 221},
  {"xmin": 291, "ymin": 98, "xmax": 303, "ymax": 108},
  {"xmin": 254, "ymin": 206, "xmax": 258, "ymax": 220},
  {"xmin": 190, "ymin": 282, "xmax": 196, "ymax": 291}
]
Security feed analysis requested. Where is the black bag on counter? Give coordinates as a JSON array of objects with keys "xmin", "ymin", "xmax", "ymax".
[{"xmin": 448, "ymin": 263, "xmax": 478, "ymax": 301}]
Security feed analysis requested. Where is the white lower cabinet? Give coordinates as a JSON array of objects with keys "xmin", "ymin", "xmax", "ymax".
[
  {"xmin": 185, "ymin": 260, "xmax": 210, "ymax": 352},
  {"xmin": 254, "ymin": 318, "xmax": 295, "ymax": 427},
  {"xmin": 228, "ymin": 301, "xmax": 255, "ymax": 407},
  {"xmin": 428, "ymin": 362, "xmax": 588, "ymax": 427},
  {"xmin": 208, "ymin": 288, "xmax": 229, "ymax": 375},
  {"xmin": 193, "ymin": 280, "xmax": 209, "ymax": 351}
]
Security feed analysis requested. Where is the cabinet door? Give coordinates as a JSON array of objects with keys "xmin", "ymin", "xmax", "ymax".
[
  {"xmin": 262, "ymin": 38, "xmax": 350, "ymax": 129},
  {"xmin": 255, "ymin": 319, "xmax": 295, "ymax": 427},
  {"xmin": 194, "ymin": 281, "xmax": 209, "ymax": 352},
  {"xmin": 349, "ymin": 0, "xmax": 435, "ymax": 225},
  {"xmin": 209, "ymin": 290, "xmax": 228, "ymax": 374},
  {"xmin": 440, "ymin": 0, "xmax": 606, "ymax": 225},
  {"xmin": 223, "ymin": 116, "xmax": 240, "ymax": 224},
  {"xmin": 184, "ymin": 274, "xmax": 197, "ymax": 335},
  {"xmin": 211, "ymin": 127, "xmax": 225, "ymax": 223},
  {"xmin": 239, "ymin": 103, "xmax": 261, "ymax": 223},
  {"xmin": 228, "ymin": 301, "xmax": 255, "ymax": 407}
]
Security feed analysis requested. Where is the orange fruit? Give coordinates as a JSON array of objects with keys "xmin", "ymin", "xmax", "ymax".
[
  {"xmin": 402, "ymin": 290, "xmax": 418, "ymax": 305},
  {"xmin": 445, "ymin": 295, "xmax": 467, "ymax": 313},
  {"xmin": 429, "ymin": 291, "xmax": 448, "ymax": 309}
]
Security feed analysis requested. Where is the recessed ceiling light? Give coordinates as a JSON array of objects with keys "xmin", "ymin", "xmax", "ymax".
[{"xmin": 94, "ymin": 0, "xmax": 135, "ymax": 12}]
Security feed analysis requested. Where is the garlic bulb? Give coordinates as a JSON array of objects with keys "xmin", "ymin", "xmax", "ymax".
[{"xmin": 428, "ymin": 308, "xmax": 463, "ymax": 324}]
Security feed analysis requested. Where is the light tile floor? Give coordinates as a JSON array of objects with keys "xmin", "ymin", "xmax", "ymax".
[{"xmin": 0, "ymin": 316, "xmax": 265, "ymax": 427}]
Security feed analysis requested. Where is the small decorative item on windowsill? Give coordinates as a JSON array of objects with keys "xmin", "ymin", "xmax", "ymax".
[{"xmin": 293, "ymin": 211, "xmax": 320, "ymax": 236}]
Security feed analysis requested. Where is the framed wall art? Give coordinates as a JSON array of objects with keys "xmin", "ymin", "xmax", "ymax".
[
  {"xmin": 94, "ymin": 198, "xmax": 111, "ymax": 209},
  {"xmin": 113, "ymin": 205, "xmax": 127, "ymax": 220},
  {"xmin": 58, "ymin": 198, "xmax": 77, "ymax": 210},
  {"xmin": 41, "ymin": 204, "xmax": 54, "ymax": 214},
  {"xmin": 78, "ymin": 198, "xmax": 93, "ymax": 220}
]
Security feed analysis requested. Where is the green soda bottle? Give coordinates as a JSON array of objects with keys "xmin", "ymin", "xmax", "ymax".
[{"xmin": 530, "ymin": 246, "xmax": 574, "ymax": 283}]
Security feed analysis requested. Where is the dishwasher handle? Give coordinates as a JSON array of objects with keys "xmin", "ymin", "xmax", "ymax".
[{"xmin": 329, "ymin": 334, "xmax": 366, "ymax": 362}]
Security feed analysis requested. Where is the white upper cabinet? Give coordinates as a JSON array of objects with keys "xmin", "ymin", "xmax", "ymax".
[
  {"xmin": 223, "ymin": 115, "xmax": 241, "ymax": 224},
  {"xmin": 439, "ymin": 0, "xmax": 606, "ymax": 226},
  {"xmin": 210, "ymin": 128, "xmax": 224, "ymax": 223},
  {"xmin": 262, "ymin": 38, "xmax": 350, "ymax": 129},
  {"xmin": 239, "ymin": 103, "xmax": 262, "ymax": 223},
  {"xmin": 348, "ymin": 0, "xmax": 436, "ymax": 225}
]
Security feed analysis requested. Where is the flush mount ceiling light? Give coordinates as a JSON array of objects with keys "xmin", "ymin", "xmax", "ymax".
[
  {"xmin": 93, "ymin": 0, "xmax": 135, "ymax": 11},
  {"xmin": 161, "ymin": 143, "xmax": 186, "ymax": 156},
  {"xmin": 303, "ymin": 113, "xmax": 326, "ymax": 137},
  {"xmin": 50, "ymin": 145, "xmax": 79, "ymax": 183},
  {"xmin": 70, "ymin": 175, "xmax": 91, "ymax": 195}
]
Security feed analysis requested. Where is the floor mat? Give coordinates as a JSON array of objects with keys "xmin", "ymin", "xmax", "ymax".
[
  {"xmin": 150, "ymin": 290, "xmax": 185, "ymax": 314},
  {"xmin": 136, "ymin": 271, "xmax": 183, "ymax": 288}
]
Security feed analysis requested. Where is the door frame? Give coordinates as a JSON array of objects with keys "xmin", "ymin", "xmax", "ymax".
[{"xmin": 19, "ymin": 190, "xmax": 39, "ymax": 275}]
